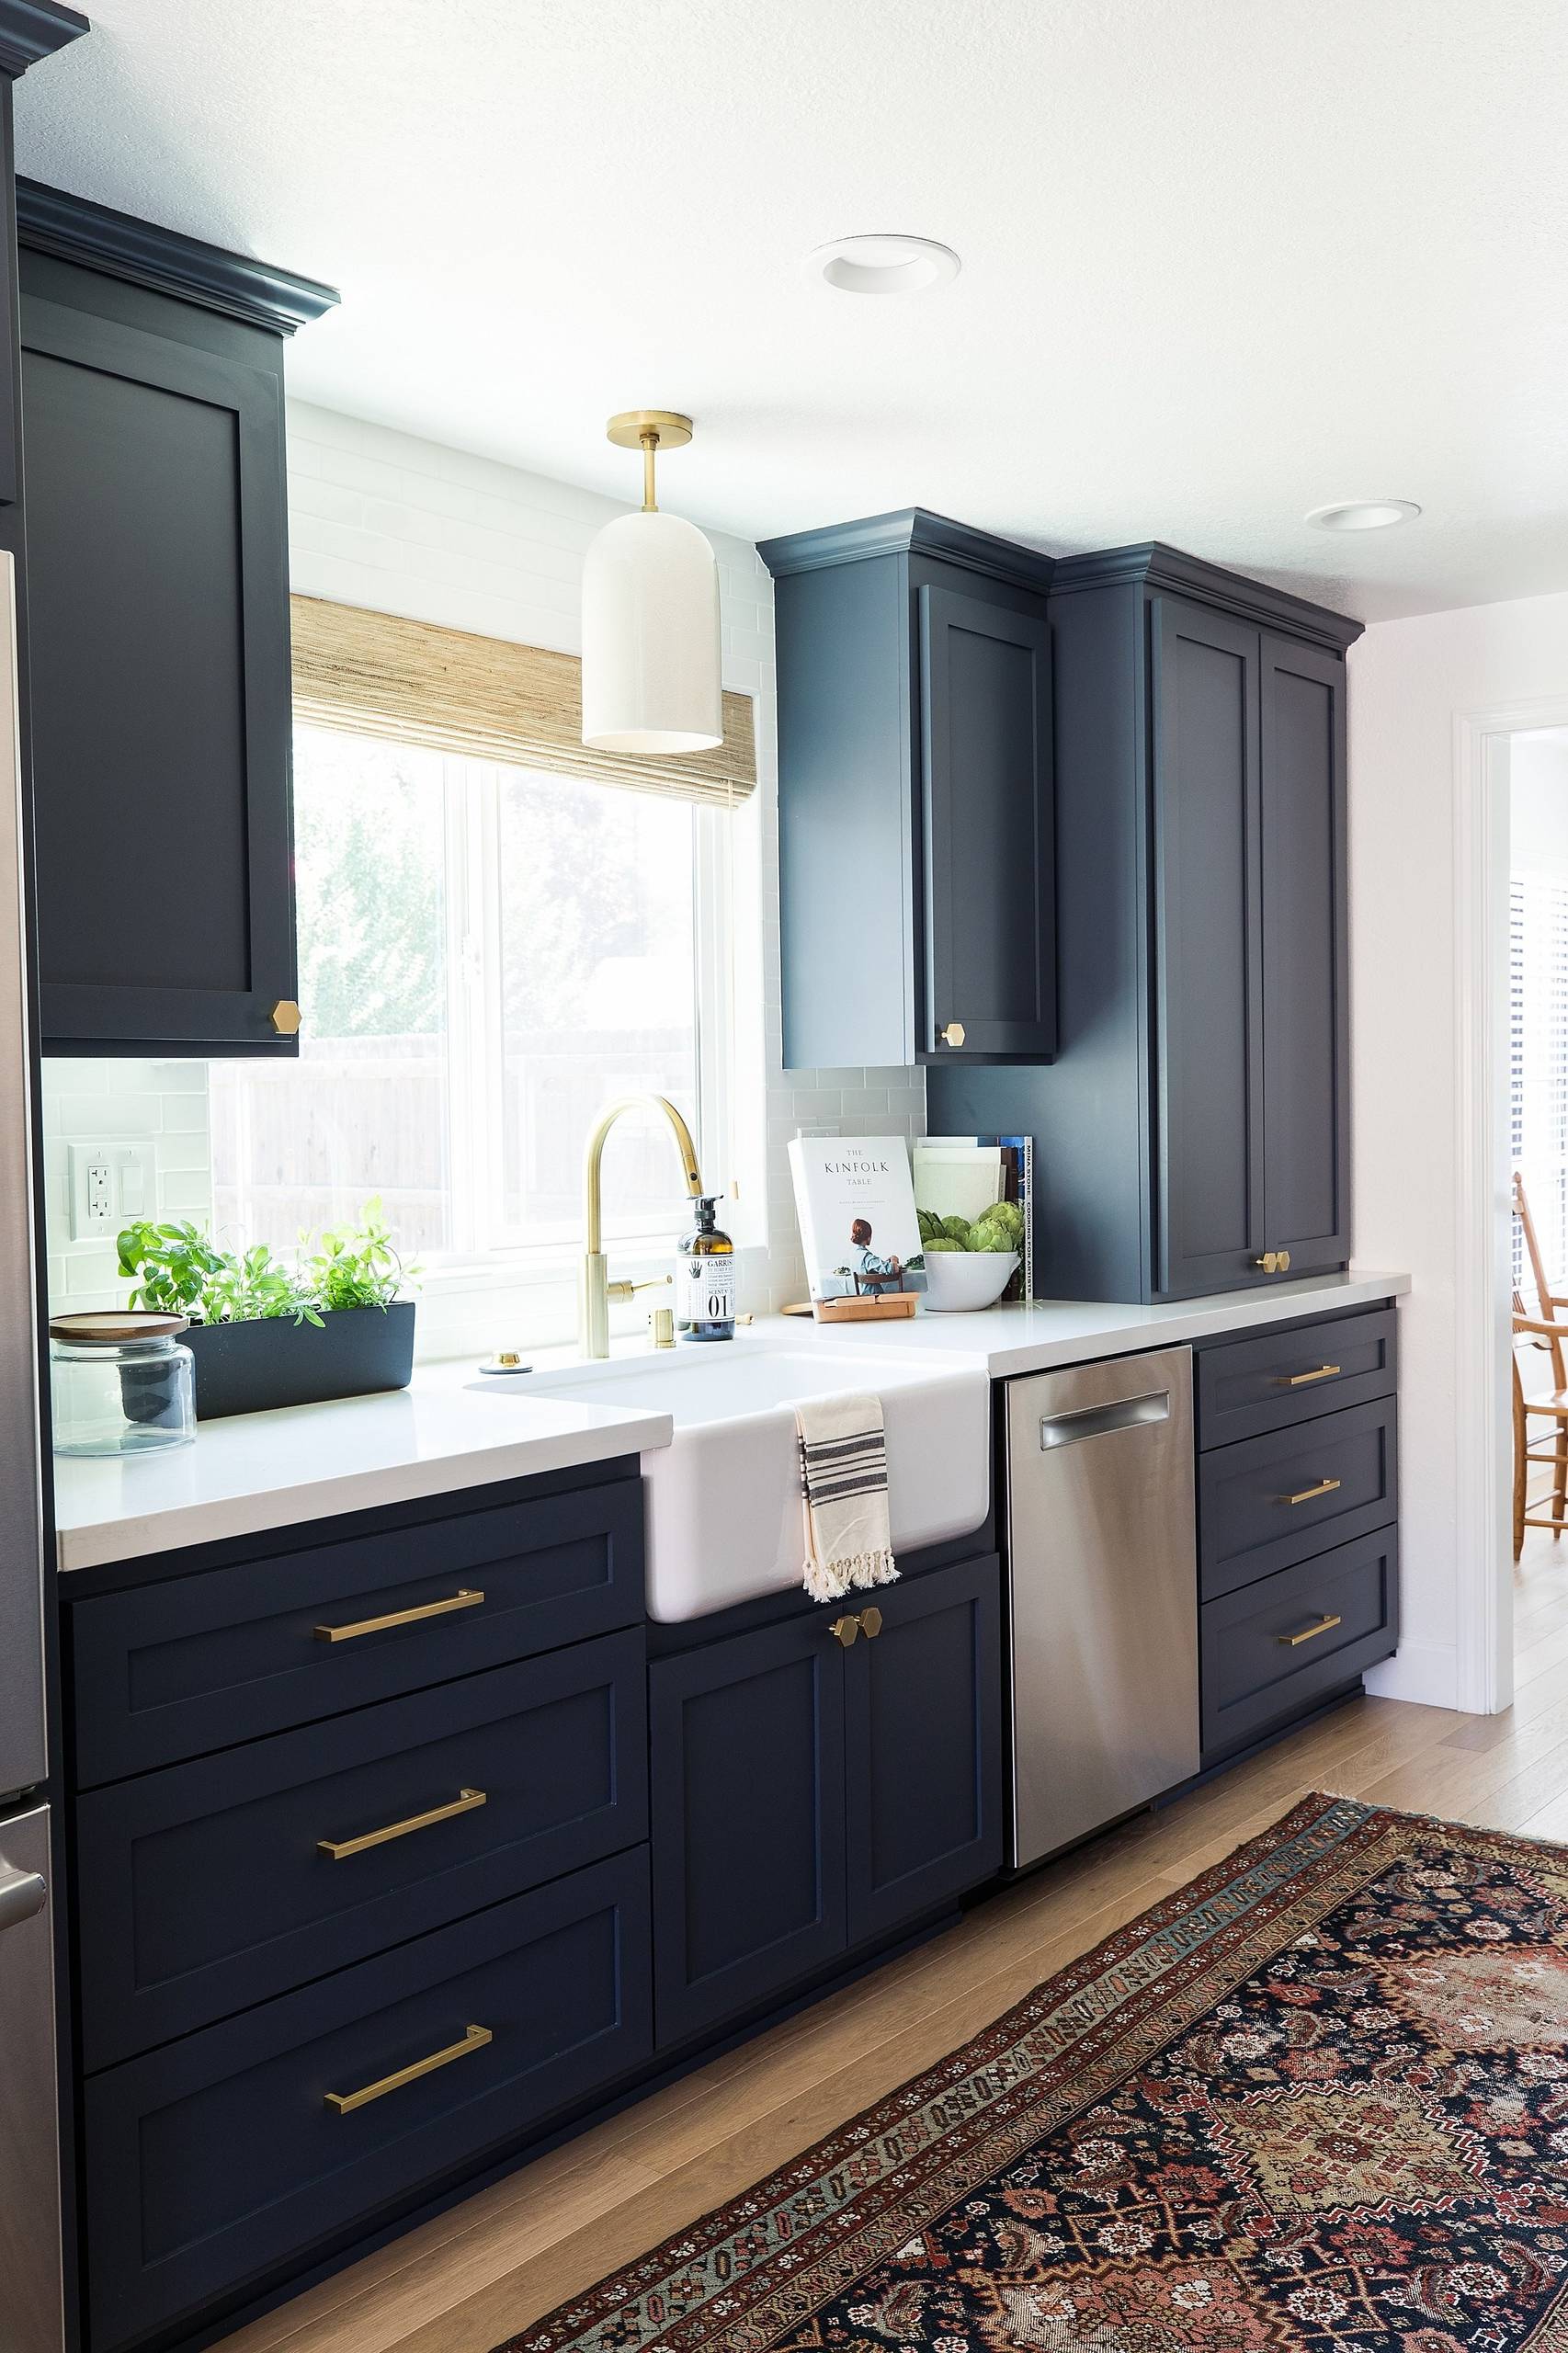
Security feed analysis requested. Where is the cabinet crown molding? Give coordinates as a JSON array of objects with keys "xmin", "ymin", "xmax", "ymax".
[
  {"xmin": 0, "ymin": 0, "xmax": 86, "ymax": 77},
  {"xmin": 760, "ymin": 506, "xmax": 1056, "ymax": 594},
  {"xmin": 1051, "ymin": 540, "xmax": 1364, "ymax": 650},
  {"xmin": 16, "ymin": 178, "xmax": 340, "ymax": 335}
]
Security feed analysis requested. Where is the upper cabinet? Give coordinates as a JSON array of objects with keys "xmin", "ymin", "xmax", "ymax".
[
  {"xmin": 760, "ymin": 510, "xmax": 1055, "ymax": 1069},
  {"xmin": 16, "ymin": 184, "xmax": 338, "ymax": 1055},
  {"xmin": 927, "ymin": 545, "xmax": 1359, "ymax": 1303}
]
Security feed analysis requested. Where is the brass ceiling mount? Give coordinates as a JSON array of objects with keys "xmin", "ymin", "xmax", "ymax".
[
  {"xmin": 606, "ymin": 410, "xmax": 694, "ymax": 511},
  {"xmin": 605, "ymin": 409, "xmax": 693, "ymax": 451}
]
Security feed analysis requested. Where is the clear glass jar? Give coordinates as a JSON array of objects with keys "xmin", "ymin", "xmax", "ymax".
[{"xmin": 49, "ymin": 1313, "xmax": 196, "ymax": 1456}]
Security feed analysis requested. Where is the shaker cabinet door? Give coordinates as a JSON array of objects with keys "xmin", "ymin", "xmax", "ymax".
[
  {"xmin": 1259, "ymin": 633, "xmax": 1349, "ymax": 1274},
  {"xmin": 1151, "ymin": 597, "xmax": 1267, "ymax": 1297},
  {"xmin": 844, "ymin": 1554, "xmax": 1003, "ymax": 1947},
  {"xmin": 22, "ymin": 290, "xmax": 297, "ymax": 1054},
  {"xmin": 919, "ymin": 584, "xmax": 1055, "ymax": 1061},
  {"xmin": 650, "ymin": 1613, "xmax": 847, "ymax": 2050}
]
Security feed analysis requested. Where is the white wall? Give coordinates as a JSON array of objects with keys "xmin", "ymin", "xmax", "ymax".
[
  {"xmin": 40, "ymin": 406, "xmax": 926, "ymax": 1345},
  {"xmin": 1351, "ymin": 591, "xmax": 1568, "ymax": 1709}
]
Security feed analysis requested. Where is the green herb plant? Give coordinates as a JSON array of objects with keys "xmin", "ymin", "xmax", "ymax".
[{"xmin": 117, "ymin": 1199, "xmax": 415, "ymax": 1328}]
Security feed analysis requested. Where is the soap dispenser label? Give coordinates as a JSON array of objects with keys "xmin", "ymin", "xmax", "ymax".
[{"xmin": 678, "ymin": 1256, "xmax": 734, "ymax": 1327}]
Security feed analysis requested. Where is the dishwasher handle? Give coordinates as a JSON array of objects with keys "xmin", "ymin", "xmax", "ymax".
[{"xmin": 1039, "ymin": 1389, "xmax": 1172, "ymax": 1450}]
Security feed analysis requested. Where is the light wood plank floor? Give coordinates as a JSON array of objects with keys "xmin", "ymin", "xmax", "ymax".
[{"xmin": 216, "ymin": 1539, "xmax": 1568, "ymax": 2353}]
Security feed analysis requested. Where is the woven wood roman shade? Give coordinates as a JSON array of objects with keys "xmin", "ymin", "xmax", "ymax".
[{"xmin": 290, "ymin": 596, "xmax": 756, "ymax": 808}]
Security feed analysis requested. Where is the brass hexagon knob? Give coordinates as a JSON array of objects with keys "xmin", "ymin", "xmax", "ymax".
[
  {"xmin": 269, "ymin": 999, "xmax": 302, "ymax": 1037},
  {"xmin": 937, "ymin": 1021, "xmax": 966, "ymax": 1049}
]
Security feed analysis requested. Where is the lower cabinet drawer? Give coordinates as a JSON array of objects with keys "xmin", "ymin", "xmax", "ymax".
[
  {"xmin": 1199, "ymin": 1397, "xmax": 1397, "ymax": 1600},
  {"xmin": 75, "ymin": 1631, "xmax": 646, "ymax": 2069},
  {"xmin": 69, "ymin": 1471, "xmax": 644, "ymax": 1787},
  {"xmin": 1200, "ymin": 1529, "xmax": 1399, "ymax": 1760},
  {"xmin": 1196, "ymin": 1305, "xmax": 1397, "ymax": 1449},
  {"xmin": 83, "ymin": 1848, "xmax": 652, "ymax": 2353}
]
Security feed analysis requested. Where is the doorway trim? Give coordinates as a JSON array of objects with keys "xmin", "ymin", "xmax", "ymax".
[{"xmin": 1454, "ymin": 694, "xmax": 1568, "ymax": 1713}]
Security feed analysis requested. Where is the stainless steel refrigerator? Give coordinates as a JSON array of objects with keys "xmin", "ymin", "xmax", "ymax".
[{"xmin": 0, "ymin": 545, "xmax": 66, "ymax": 2353}]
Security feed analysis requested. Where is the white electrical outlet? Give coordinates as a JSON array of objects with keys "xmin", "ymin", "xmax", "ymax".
[{"xmin": 66, "ymin": 1142, "xmax": 156, "ymax": 1241}]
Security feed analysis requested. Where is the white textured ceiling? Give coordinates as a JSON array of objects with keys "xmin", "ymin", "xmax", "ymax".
[{"xmin": 14, "ymin": 0, "xmax": 1568, "ymax": 621}]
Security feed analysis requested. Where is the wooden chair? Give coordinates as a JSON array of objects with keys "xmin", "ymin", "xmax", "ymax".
[{"xmin": 1513, "ymin": 1169, "xmax": 1568, "ymax": 1556}]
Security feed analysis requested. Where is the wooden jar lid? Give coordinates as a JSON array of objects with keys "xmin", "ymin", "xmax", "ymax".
[{"xmin": 49, "ymin": 1310, "xmax": 189, "ymax": 1345}]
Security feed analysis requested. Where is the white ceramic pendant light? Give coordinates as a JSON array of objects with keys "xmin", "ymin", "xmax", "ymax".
[{"xmin": 581, "ymin": 410, "xmax": 722, "ymax": 755}]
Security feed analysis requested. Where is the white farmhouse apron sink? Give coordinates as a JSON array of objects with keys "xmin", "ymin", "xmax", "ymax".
[{"xmin": 497, "ymin": 1341, "xmax": 990, "ymax": 1621}]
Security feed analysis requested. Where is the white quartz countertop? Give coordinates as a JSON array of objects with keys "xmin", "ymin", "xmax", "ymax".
[
  {"xmin": 52, "ymin": 1370, "xmax": 675, "ymax": 1573},
  {"xmin": 51, "ymin": 1268, "xmax": 1408, "ymax": 1574},
  {"xmin": 753, "ymin": 1268, "xmax": 1412, "ymax": 1378}
]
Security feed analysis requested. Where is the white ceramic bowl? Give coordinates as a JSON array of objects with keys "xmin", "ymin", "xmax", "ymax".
[{"xmin": 919, "ymin": 1251, "xmax": 1019, "ymax": 1312}]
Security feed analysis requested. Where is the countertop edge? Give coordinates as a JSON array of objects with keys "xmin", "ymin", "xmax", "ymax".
[{"xmin": 54, "ymin": 1413, "xmax": 673, "ymax": 1574}]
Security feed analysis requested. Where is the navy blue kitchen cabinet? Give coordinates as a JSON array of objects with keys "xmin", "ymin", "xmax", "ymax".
[
  {"xmin": 760, "ymin": 510, "xmax": 1055, "ymax": 1069},
  {"xmin": 650, "ymin": 1608, "xmax": 848, "ymax": 2049},
  {"xmin": 1192, "ymin": 1302, "xmax": 1399, "ymax": 1764},
  {"xmin": 651, "ymin": 1550, "xmax": 1003, "ymax": 2050},
  {"xmin": 928, "ymin": 544, "xmax": 1360, "ymax": 1302},
  {"xmin": 16, "ymin": 184, "xmax": 337, "ymax": 1055},
  {"xmin": 83, "ymin": 1849, "xmax": 652, "ymax": 2353},
  {"xmin": 844, "ymin": 1553, "xmax": 1003, "ymax": 1946}
]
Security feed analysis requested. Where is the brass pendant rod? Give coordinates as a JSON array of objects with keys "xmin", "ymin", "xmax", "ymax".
[{"xmin": 641, "ymin": 430, "xmax": 659, "ymax": 511}]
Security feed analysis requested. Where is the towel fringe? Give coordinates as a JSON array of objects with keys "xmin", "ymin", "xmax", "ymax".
[{"xmin": 802, "ymin": 1547, "xmax": 897, "ymax": 1603}]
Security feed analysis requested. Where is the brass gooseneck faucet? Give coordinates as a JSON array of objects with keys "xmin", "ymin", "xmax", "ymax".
[{"xmin": 581, "ymin": 1095, "xmax": 704, "ymax": 1358}]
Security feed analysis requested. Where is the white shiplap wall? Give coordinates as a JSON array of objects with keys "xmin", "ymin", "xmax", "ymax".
[{"xmin": 40, "ymin": 404, "xmax": 926, "ymax": 1340}]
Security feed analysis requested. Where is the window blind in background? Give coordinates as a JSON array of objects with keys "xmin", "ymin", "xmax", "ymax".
[
  {"xmin": 1511, "ymin": 870, "xmax": 1568, "ymax": 1296},
  {"xmin": 290, "ymin": 595, "xmax": 756, "ymax": 810}
]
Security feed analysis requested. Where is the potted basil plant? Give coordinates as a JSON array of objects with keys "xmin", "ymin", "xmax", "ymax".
[{"xmin": 116, "ymin": 1199, "xmax": 418, "ymax": 1420}]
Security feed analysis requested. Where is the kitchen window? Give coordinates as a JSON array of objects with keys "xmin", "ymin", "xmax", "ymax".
[{"xmin": 210, "ymin": 721, "xmax": 739, "ymax": 1273}]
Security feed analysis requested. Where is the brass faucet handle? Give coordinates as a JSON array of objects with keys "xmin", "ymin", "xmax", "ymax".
[{"xmin": 606, "ymin": 1274, "xmax": 674, "ymax": 1303}]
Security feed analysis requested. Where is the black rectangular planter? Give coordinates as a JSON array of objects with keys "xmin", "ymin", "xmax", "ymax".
[{"xmin": 183, "ymin": 1303, "xmax": 416, "ymax": 1421}]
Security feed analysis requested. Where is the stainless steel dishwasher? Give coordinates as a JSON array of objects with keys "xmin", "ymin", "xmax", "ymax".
[{"xmin": 1004, "ymin": 1347, "xmax": 1199, "ymax": 1869}]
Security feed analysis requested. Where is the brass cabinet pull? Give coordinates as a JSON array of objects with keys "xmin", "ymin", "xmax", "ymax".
[
  {"xmin": 829, "ymin": 1615, "xmax": 859, "ymax": 1646},
  {"xmin": 314, "ymin": 1589, "xmax": 484, "ymax": 1643},
  {"xmin": 325, "ymin": 2022, "xmax": 492, "ymax": 2114},
  {"xmin": 858, "ymin": 1606, "xmax": 883, "ymax": 1640},
  {"xmin": 1281, "ymin": 1363, "xmax": 1341, "ymax": 1387},
  {"xmin": 1278, "ymin": 1613, "xmax": 1344, "ymax": 1648},
  {"xmin": 1254, "ymin": 1249, "xmax": 1294, "ymax": 1274},
  {"xmin": 1279, "ymin": 1249, "xmax": 1290, "ymax": 1272},
  {"xmin": 937, "ymin": 1021, "xmax": 966, "ymax": 1049},
  {"xmin": 318, "ymin": 1788, "xmax": 487, "ymax": 1862},
  {"xmin": 1283, "ymin": 1477, "xmax": 1342, "ymax": 1506},
  {"xmin": 269, "ymin": 998, "xmax": 302, "ymax": 1037}
]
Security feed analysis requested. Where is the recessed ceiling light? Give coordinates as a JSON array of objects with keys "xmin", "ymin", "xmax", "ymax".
[
  {"xmin": 1304, "ymin": 499, "xmax": 1422, "ymax": 532},
  {"xmin": 802, "ymin": 233, "xmax": 961, "ymax": 297}
]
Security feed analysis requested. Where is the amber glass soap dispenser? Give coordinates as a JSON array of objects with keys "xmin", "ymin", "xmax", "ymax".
[{"xmin": 676, "ymin": 1195, "xmax": 735, "ymax": 1341}]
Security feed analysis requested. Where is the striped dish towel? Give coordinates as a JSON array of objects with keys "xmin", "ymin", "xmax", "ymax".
[{"xmin": 796, "ymin": 1392, "xmax": 899, "ymax": 1603}]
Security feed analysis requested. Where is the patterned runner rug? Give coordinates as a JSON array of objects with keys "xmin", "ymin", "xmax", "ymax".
[{"xmin": 503, "ymin": 1793, "xmax": 1568, "ymax": 2351}]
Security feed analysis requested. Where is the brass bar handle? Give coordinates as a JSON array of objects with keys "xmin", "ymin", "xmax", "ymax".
[
  {"xmin": 1281, "ymin": 1363, "xmax": 1342, "ymax": 1387},
  {"xmin": 315, "ymin": 1589, "xmax": 484, "ymax": 1644},
  {"xmin": 1282, "ymin": 1477, "xmax": 1342, "ymax": 1506},
  {"xmin": 858, "ymin": 1606, "xmax": 883, "ymax": 1640},
  {"xmin": 325, "ymin": 2023, "xmax": 492, "ymax": 2114},
  {"xmin": 318, "ymin": 1788, "xmax": 487, "ymax": 1862},
  {"xmin": 1278, "ymin": 1612, "xmax": 1344, "ymax": 1648},
  {"xmin": 828, "ymin": 1614, "xmax": 859, "ymax": 1646}
]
